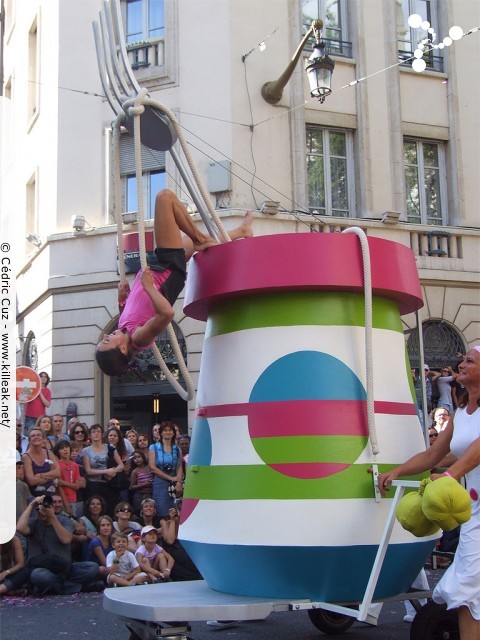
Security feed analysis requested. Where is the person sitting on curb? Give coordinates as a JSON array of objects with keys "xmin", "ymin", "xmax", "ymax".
[
  {"xmin": 16, "ymin": 495, "xmax": 101, "ymax": 595},
  {"xmin": 105, "ymin": 532, "xmax": 148, "ymax": 587}
]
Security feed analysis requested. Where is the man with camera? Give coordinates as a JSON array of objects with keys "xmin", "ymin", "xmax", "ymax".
[{"xmin": 16, "ymin": 493, "xmax": 101, "ymax": 595}]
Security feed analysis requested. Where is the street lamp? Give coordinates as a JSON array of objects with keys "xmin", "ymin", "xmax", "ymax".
[
  {"xmin": 305, "ymin": 20, "xmax": 335, "ymax": 103},
  {"xmin": 261, "ymin": 19, "xmax": 333, "ymax": 105}
]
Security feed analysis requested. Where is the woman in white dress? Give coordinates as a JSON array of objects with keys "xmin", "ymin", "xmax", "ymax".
[{"xmin": 378, "ymin": 347, "xmax": 480, "ymax": 640}]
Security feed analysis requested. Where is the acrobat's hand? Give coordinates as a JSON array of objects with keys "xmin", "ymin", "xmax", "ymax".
[
  {"xmin": 140, "ymin": 266, "xmax": 155, "ymax": 291},
  {"xmin": 118, "ymin": 279, "xmax": 131, "ymax": 304}
]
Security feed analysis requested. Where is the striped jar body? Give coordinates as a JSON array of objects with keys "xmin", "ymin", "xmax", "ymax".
[{"xmin": 180, "ymin": 234, "xmax": 438, "ymax": 601}]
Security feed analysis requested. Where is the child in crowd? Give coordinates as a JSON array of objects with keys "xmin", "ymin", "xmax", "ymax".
[
  {"xmin": 54, "ymin": 440, "xmax": 84, "ymax": 516},
  {"xmin": 129, "ymin": 450, "xmax": 153, "ymax": 514},
  {"xmin": 105, "ymin": 532, "xmax": 148, "ymax": 587},
  {"xmin": 87, "ymin": 515, "xmax": 114, "ymax": 578},
  {"xmin": 95, "ymin": 189, "xmax": 253, "ymax": 377},
  {"xmin": 135, "ymin": 526, "xmax": 174, "ymax": 583}
]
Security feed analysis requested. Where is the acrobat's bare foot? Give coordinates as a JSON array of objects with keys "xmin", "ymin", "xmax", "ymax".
[
  {"xmin": 193, "ymin": 234, "xmax": 219, "ymax": 252},
  {"xmin": 230, "ymin": 211, "xmax": 254, "ymax": 241}
]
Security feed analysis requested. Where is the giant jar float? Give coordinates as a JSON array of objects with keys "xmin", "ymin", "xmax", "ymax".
[{"xmin": 179, "ymin": 233, "xmax": 438, "ymax": 602}]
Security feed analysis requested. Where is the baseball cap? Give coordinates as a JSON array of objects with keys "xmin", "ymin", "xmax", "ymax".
[
  {"xmin": 141, "ymin": 525, "xmax": 157, "ymax": 536},
  {"xmin": 16, "ymin": 450, "xmax": 23, "ymax": 464},
  {"xmin": 424, "ymin": 364, "xmax": 430, "ymax": 370}
]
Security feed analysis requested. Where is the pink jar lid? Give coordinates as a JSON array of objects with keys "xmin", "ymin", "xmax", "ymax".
[{"xmin": 182, "ymin": 234, "xmax": 422, "ymax": 320}]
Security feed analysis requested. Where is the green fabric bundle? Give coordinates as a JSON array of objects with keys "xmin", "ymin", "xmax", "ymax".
[
  {"xmin": 422, "ymin": 476, "xmax": 471, "ymax": 531},
  {"xmin": 395, "ymin": 478, "xmax": 440, "ymax": 537},
  {"xmin": 395, "ymin": 476, "xmax": 472, "ymax": 536}
]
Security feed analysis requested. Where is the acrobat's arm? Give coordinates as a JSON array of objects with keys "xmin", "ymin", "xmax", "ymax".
[{"xmin": 130, "ymin": 267, "xmax": 174, "ymax": 347}]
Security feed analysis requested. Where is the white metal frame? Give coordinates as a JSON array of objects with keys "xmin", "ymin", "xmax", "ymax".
[{"xmin": 104, "ymin": 480, "xmax": 431, "ymax": 631}]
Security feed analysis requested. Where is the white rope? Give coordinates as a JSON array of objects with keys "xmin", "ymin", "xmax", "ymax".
[
  {"xmin": 341, "ymin": 227, "xmax": 379, "ymax": 458},
  {"xmin": 111, "ymin": 94, "xmax": 194, "ymax": 401}
]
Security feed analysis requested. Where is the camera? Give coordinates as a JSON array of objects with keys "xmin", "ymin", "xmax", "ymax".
[
  {"xmin": 163, "ymin": 464, "xmax": 173, "ymax": 474},
  {"xmin": 42, "ymin": 494, "xmax": 53, "ymax": 507}
]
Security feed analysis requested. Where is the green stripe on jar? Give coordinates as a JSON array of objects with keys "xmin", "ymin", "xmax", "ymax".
[
  {"xmin": 252, "ymin": 435, "xmax": 369, "ymax": 464},
  {"xmin": 184, "ymin": 463, "xmax": 426, "ymax": 500},
  {"xmin": 205, "ymin": 292, "xmax": 403, "ymax": 338}
]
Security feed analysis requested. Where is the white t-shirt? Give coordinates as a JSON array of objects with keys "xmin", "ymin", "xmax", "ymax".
[{"xmin": 106, "ymin": 549, "xmax": 139, "ymax": 576}]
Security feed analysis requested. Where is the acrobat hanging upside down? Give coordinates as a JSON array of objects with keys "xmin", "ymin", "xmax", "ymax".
[{"xmin": 95, "ymin": 189, "xmax": 253, "ymax": 377}]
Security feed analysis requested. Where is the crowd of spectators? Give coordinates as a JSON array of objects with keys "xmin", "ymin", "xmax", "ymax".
[
  {"xmin": 2, "ymin": 417, "xmax": 199, "ymax": 597},
  {"xmin": 6, "ymin": 355, "xmax": 463, "ymax": 600},
  {"xmin": 410, "ymin": 354, "xmax": 467, "ymax": 575},
  {"xmin": 411, "ymin": 352, "xmax": 467, "ymax": 427}
]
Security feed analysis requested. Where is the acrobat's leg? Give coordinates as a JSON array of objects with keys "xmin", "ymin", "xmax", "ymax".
[{"xmin": 153, "ymin": 190, "xmax": 217, "ymax": 258}]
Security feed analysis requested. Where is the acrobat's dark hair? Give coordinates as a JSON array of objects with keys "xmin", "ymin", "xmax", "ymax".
[{"xmin": 95, "ymin": 347, "xmax": 130, "ymax": 377}]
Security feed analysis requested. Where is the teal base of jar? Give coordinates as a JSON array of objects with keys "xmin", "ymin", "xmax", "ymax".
[{"xmin": 181, "ymin": 539, "xmax": 436, "ymax": 601}]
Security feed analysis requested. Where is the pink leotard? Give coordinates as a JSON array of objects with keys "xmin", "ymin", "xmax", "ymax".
[{"xmin": 118, "ymin": 269, "xmax": 171, "ymax": 351}]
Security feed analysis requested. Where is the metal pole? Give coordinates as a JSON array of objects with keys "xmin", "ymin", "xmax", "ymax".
[
  {"xmin": 169, "ymin": 146, "xmax": 217, "ymax": 237},
  {"xmin": 415, "ymin": 309, "xmax": 429, "ymax": 445}
]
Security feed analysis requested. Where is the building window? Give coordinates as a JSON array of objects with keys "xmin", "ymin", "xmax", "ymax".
[
  {"xmin": 125, "ymin": 0, "xmax": 164, "ymax": 42},
  {"xmin": 120, "ymin": 133, "xmax": 166, "ymax": 219},
  {"xmin": 396, "ymin": 0, "xmax": 443, "ymax": 72},
  {"xmin": 306, "ymin": 126, "xmax": 354, "ymax": 217},
  {"xmin": 27, "ymin": 15, "xmax": 40, "ymax": 127},
  {"xmin": 404, "ymin": 139, "xmax": 446, "ymax": 225},
  {"xmin": 302, "ymin": 0, "xmax": 351, "ymax": 58},
  {"xmin": 123, "ymin": 0, "xmax": 165, "ymax": 70},
  {"xmin": 25, "ymin": 172, "xmax": 38, "ymax": 255},
  {"xmin": 121, "ymin": 0, "xmax": 177, "ymax": 87},
  {"xmin": 406, "ymin": 320, "xmax": 465, "ymax": 370},
  {"xmin": 4, "ymin": 0, "xmax": 15, "ymax": 39}
]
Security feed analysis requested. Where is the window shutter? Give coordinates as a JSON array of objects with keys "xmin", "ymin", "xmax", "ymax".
[{"xmin": 120, "ymin": 134, "xmax": 165, "ymax": 174}]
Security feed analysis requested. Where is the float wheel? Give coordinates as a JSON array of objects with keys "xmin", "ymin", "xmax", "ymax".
[
  {"xmin": 307, "ymin": 608, "xmax": 355, "ymax": 634},
  {"xmin": 410, "ymin": 601, "xmax": 459, "ymax": 640}
]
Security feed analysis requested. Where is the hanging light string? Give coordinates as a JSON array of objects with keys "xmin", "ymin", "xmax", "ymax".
[
  {"xmin": 9, "ymin": 20, "xmax": 478, "ymax": 133},
  {"xmin": 241, "ymin": 0, "xmax": 311, "ymax": 61}
]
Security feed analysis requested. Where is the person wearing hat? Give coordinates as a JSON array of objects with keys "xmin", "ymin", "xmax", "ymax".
[{"xmin": 135, "ymin": 525, "xmax": 174, "ymax": 583}]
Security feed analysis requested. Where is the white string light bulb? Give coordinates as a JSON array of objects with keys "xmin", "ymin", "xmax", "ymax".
[
  {"xmin": 449, "ymin": 26, "xmax": 464, "ymax": 41},
  {"xmin": 407, "ymin": 14, "xmax": 464, "ymax": 73},
  {"xmin": 412, "ymin": 58, "xmax": 427, "ymax": 72},
  {"xmin": 408, "ymin": 14, "xmax": 423, "ymax": 29}
]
